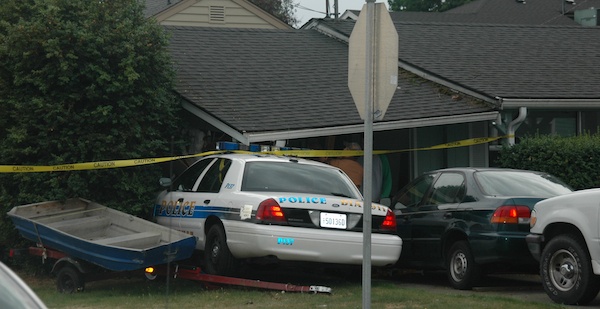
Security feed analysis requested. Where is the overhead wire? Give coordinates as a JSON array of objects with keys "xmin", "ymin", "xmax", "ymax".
[{"xmin": 295, "ymin": 4, "xmax": 326, "ymax": 15}]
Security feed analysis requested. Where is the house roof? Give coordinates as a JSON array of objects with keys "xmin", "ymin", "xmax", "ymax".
[
  {"xmin": 446, "ymin": 0, "xmax": 600, "ymax": 18},
  {"xmin": 334, "ymin": 0, "xmax": 600, "ymax": 26},
  {"xmin": 165, "ymin": 26, "xmax": 497, "ymax": 144},
  {"xmin": 143, "ymin": 0, "xmax": 183, "ymax": 18},
  {"xmin": 439, "ymin": 0, "xmax": 597, "ymax": 25},
  {"xmin": 313, "ymin": 18, "xmax": 600, "ymax": 108}
]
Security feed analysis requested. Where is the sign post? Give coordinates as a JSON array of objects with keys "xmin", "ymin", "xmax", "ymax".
[{"xmin": 348, "ymin": 1, "xmax": 398, "ymax": 308}]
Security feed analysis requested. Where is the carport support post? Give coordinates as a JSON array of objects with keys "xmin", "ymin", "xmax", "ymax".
[{"xmin": 362, "ymin": 0, "xmax": 375, "ymax": 308}]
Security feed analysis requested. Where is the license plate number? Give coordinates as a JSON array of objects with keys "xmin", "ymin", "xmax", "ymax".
[{"xmin": 320, "ymin": 212, "xmax": 347, "ymax": 229}]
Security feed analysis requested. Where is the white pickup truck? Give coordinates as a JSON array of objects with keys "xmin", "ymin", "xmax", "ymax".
[{"xmin": 526, "ymin": 188, "xmax": 600, "ymax": 305}]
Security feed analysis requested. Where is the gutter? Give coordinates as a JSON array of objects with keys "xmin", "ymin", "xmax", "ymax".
[
  {"xmin": 507, "ymin": 107, "xmax": 527, "ymax": 146},
  {"xmin": 183, "ymin": 101, "xmax": 497, "ymax": 146},
  {"xmin": 501, "ymin": 98, "xmax": 600, "ymax": 109},
  {"xmin": 243, "ymin": 111, "xmax": 498, "ymax": 144}
]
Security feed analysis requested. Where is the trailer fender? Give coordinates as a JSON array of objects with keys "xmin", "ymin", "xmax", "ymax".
[{"xmin": 51, "ymin": 257, "xmax": 93, "ymax": 275}]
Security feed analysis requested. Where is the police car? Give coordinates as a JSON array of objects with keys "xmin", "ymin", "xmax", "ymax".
[{"xmin": 153, "ymin": 152, "xmax": 402, "ymax": 276}]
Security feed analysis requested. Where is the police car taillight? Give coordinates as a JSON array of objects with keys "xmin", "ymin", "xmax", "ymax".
[
  {"xmin": 380, "ymin": 209, "xmax": 397, "ymax": 231},
  {"xmin": 256, "ymin": 198, "xmax": 287, "ymax": 223}
]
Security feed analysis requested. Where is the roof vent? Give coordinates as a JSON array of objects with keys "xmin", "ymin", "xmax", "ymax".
[{"xmin": 209, "ymin": 6, "xmax": 225, "ymax": 23}]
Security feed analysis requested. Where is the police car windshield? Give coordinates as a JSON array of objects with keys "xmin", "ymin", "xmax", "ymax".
[{"xmin": 241, "ymin": 161, "xmax": 358, "ymax": 198}]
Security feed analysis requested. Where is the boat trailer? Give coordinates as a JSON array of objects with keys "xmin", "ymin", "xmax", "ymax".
[{"xmin": 10, "ymin": 246, "xmax": 332, "ymax": 294}]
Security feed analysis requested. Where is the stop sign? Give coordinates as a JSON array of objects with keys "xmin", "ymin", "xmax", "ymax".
[{"xmin": 348, "ymin": 3, "xmax": 398, "ymax": 121}]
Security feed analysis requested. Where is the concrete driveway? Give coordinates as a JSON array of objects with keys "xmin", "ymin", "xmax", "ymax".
[{"xmin": 389, "ymin": 270, "xmax": 600, "ymax": 307}]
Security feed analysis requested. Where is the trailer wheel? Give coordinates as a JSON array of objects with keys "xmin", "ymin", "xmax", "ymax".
[
  {"xmin": 56, "ymin": 265, "xmax": 85, "ymax": 293},
  {"xmin": 204, "ymin": 225, "xmax": 238, "ymax": 276}
]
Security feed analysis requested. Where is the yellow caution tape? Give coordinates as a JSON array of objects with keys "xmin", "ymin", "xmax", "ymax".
[
  {"xmin": 0, "ymin": 135, "xmax": 512, "ymax": 173},
  {"xmin": 266, "ymin": 135, "xmax": 512, "ymax": 157},
  {"xmin": 0, "ymin": 151, "xmax": 222, "ymax": 173}
]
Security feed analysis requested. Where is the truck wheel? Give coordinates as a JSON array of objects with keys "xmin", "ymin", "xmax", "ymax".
[
  {"xmin": 56, "ymin": 265, "xmax": 85, "ymax": 293},
  {"xmin": 204, "ymin": 225, "xmax": 238, "ymax": 276},
  {"xmin": 540, "ymin": 235, "xmax": 600, "ymax": 305},
  {"xmin": 447, "ymin": 240, "xmax": 481, "ymax": 290}
]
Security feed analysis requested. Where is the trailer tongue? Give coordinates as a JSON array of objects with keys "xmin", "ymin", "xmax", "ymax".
[{"xmin": 145, "ymin": 264, "xmax": 332, "ymax": 293}]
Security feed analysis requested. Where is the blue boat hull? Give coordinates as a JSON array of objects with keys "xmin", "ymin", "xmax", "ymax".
[{"xmin": 8, "ymin": 198, "xmax": 196, "ymax": 272}]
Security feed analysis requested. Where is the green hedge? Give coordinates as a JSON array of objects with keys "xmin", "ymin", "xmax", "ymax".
[{"xmin": 495, "ymin": 134, "xmax": 600, "ymax": 190}]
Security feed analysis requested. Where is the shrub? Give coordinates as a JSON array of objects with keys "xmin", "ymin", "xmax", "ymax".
[
  {"xmin": 496, "ymin": 134, "xmax": 600, "ymax": 190},
  {"xmin": 0, "ymin": 0, "xmax": 184, "ymax": 251}
]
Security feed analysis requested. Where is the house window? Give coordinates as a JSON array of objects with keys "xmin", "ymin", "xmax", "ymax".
[
  {"xmin": 209, "ymin": 6, "xmax": 225, "ymax": 23},
  {"xmin": 581, "ymin": 111, "xmax": 600, "ymax": 135},
  {"xmin": 518, "ymin": 111, "xmax": 576, "ymax": 138}
]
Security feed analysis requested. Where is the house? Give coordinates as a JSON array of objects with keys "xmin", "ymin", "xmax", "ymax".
[
  {"xmin": 305, "ymin": 0, "xmax": 600, "ymax": 167},
  {"xmin": 311, "ymin": 19, "xmax": 599, "ymax": 123},
  {"xmin": 165, "ymin": 25, "xmax": 497, "ymax": 190},
  {"xmin": 158, "ymin": 0, "xmax": 600, "ymax": 192}
]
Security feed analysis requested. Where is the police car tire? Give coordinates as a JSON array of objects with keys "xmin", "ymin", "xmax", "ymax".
[{"xmin": 204, "ymin": 224, "xmax": 238, "ymax": 276}]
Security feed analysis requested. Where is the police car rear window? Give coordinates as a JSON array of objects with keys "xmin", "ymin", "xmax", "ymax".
[{"xmin": 241, "ymin": 161, "xmax": 357, "ymax": 197}]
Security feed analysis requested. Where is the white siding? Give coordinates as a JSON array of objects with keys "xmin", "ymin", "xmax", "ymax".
[{"xmin": 159, "ymin": 0, "xmax": 282, "ymax": 29}]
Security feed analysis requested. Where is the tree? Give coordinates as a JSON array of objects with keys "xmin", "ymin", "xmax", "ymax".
[
  {"xmin": 250, "ymin": 0, "xmax": 298, "ymax": 27},
  {"xmin": 388, "ymin": 0, "xmax": 474, "ymax": 12},
  {"xmin": 0, "ymin": 0, "xmax": 184, "ymax": 246}
]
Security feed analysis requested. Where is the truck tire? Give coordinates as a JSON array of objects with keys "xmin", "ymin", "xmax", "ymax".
[
  {"xmin": 540, "ymin": 235, "xmax": 600, "ymax": 305},
  {"xmin": 204, "ymin": 225, "xmax": 238, "ymax": 276},
  {"xmin": 447, "ymin": 240, "xmax": 481, "ymax": 290},
  {"xmin": 56, "ymin": 265, "xmax": 85, "ymax": 293}
]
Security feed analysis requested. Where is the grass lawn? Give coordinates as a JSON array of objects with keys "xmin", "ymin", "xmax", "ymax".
[{"xmin": 17, "ymin": 267, "xmax": 567, "ymax": 309}]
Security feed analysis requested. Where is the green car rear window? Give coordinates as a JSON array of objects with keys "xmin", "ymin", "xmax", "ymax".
[{"xmin": 475, "ymin": 171, "xmax": 572, "ymax": 197}]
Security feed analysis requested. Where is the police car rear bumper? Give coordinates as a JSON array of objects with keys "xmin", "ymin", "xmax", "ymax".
[{"xmin": 224, "ymin": 221, "xmax": 403, "ymax": 267}]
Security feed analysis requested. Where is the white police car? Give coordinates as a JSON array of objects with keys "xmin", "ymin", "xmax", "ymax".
[
  {"xmin": 0, "ymin": 261, "xmax": 47, "ymax": 309},
  {"xmin": 153, "ymin": 152, "xmax": 402, "ymax": 276}
]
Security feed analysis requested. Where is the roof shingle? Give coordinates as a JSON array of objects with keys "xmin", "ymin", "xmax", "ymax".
[
  {"xmin": 317, "ymin": 19, "xmax": 600, "ymax": 100},
  {"xmin": 166, "ymin": 26, "xmax": 495, "ymax": 134}
]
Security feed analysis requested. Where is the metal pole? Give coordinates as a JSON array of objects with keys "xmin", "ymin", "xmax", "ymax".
[{"xmin": 362, "ymin": 0, "xmax": 375, "ymax": 308}]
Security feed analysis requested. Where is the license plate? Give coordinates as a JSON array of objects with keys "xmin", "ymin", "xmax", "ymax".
[{"xmin": 320, "ymin": 212, "xmax": 347, "ymax": 229}]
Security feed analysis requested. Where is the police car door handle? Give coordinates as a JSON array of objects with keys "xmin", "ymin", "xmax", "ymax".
[{"xmin": 203, "ymin": 199, "xmax": 210, "ymax": 205}]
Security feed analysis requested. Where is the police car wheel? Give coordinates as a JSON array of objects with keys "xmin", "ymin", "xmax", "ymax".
[{"xmin": 204, "ymin": 224, "xmax": 238, "ymax": 276}]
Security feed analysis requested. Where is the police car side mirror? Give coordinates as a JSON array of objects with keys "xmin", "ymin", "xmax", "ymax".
[{"xmin": 159, "ymin": 178, "xmax": 172, "ymax": 187}]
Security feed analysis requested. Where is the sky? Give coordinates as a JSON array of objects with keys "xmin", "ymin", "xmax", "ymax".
[{"xmin": 294, "ymin": 0, "xmax": 390, "ymax": 26}]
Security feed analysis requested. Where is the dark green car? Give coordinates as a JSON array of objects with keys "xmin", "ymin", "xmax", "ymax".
[{"xmin": 391, "ymin": 167, "xmax": 572, "ymax": 290}]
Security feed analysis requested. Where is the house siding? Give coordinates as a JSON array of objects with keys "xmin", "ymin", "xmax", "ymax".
[{"xmin": 159, "ymin": 0, "xmax": 281, "ymax": 28}]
